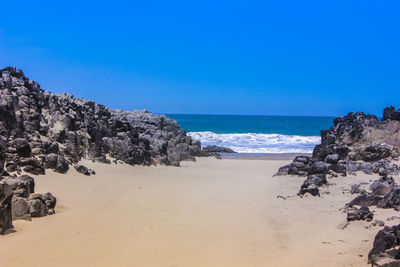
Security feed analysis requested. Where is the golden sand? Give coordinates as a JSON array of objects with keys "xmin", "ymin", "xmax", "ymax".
[{"xmin": 1, "ymin": 157, "xmax": 396, "ymax": 266}]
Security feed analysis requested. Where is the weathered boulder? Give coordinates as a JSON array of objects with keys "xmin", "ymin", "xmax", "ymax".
[
  {"xmin": 377, "ymin": 188, "xmax": 400, "ymax": 210},
  {"xmin": 274, "ymin": 156, "xmax": 314, "ymax": 177},
  {"xmin": 28, "ymin": 192, "xmax": 56, "ymax": 217},
  {"xmin": 44, "ymin": 154, "xmax": 69, "ymax": 173},
  {"xmin": 347, "ymin": 177, "xmax": 400, "ymax": 210},
  {"xmin": 370, "ymin": 176, "xmax": 396, "ymax": 196},
  {"xmin": 325, "ymin": 153, "xmax": 339, "ymax": 164},
  {"xmin": 308, "ymin": 162, "xmax": 328, "ymax": 175},
  {"xmin": 368, "ymin": 224, "xmax": 400, "ymax": 266},
  {"xmin": 74, "ymin": 164, "xmax": 95, "ymax": 176},
  {"xmin": 347, "ymin": 206, "xmax": 374, "ymax": 222},
  {"xmin": 28, "ymin": 198, "xmax": 47, "ymax": 217},
  {"xmin": 327, "ymin": 163, "xmax": 347, "ymax": 176},
  {"xmin": 299, "ymin": 174, "xmax": 327, "ymax": 196},
  {"xmin": 18, "ymin": 158, "xmax": 45, "ymax": 175}
]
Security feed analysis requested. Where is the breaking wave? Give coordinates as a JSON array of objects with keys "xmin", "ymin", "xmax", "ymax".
[{"xmin": 188, "ymin": 131, "xmax": 320, "ymax": 153}]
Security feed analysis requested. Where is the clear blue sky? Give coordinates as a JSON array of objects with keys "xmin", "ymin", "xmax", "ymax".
[{"xmin": 0, "ymin": 1, "xmax": 399, "ymax": 116}]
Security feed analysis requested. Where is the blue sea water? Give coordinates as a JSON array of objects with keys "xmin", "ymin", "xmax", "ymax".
[{"xmin": 167, "ymin": 114, "xmax": 335, "ymax": 153}]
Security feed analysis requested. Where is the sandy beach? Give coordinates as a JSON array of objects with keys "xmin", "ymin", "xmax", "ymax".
[{"xmin": 1, "ymin": 157, "xmax": 396, "ymax": 267}]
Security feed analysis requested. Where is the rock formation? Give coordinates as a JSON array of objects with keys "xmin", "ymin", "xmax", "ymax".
[
  {"xmin": 0, "ymin": 66, "xmax": 207, "ymax": 171},
  {"xmin": 275, "ymin": 108, "xmax": 400, "ymax": 184}
]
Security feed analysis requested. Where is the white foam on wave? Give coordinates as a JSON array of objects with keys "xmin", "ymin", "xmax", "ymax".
[{"xmin": 188, "ymin": 131, "xmax": 321, "ymax": 153}]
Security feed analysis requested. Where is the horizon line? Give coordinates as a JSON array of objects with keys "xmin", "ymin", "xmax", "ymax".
[{"xmin": 162, "ymin": 113, "xmax": 338, "ymax": 118}]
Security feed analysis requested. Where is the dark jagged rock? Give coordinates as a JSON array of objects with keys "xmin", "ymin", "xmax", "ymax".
[
  {"xmin": 44, "ymin": 154, "xmax": 69, "ymax": 173},
  {"xmin": 349, "ymin": 144, "xmax": 393, "ymax": 162},
  {"xmin": 308, "ymin": 162, "xmax": 328, "ymax": 175},
  {"xmin": 74, "ymin": 164, "xmax": 95, "ymax": 176},
  {"xmin": 202, "ymin": 145, "xmax": 236, "ymax": 153},
  {"xmin": 377, "ymin": 188, "xmax": 400, "ymax": 210},
  {"xmin": 325, "ymin": 153, "xmax": 339, "ymax": 164},
  {"xmin": 347, "ymin": 176, "xmax": 400, "ymax": 211},
  {"xmin": 327, "ymin": 163, "xmax": 347, "ymax": 176},
  {"xmin": 383, "ymin": 106, "xmax": 400, "ymax": 121},
  {"xmin": 368, "ymin": 224, "xmax": 400, "ymax": 266},
  {"xmin": 313, "ymin": 112, "xmax": 380, "ymax": 161},
  {"xmin": 27, "ymin": 192, "xmax": 56, "ymax": 217},
  {"xmin": 12, "ymin": 138, "xmax": 31, "ymax": 158},
  {"xmin": 370, "ymin": 176, "xmax": 396, "ymax": 196},
  {"xmin": 383, "ymin": 106, "xmax": 396, "ymax": 121},
  {"xmin": 18, "ymin": 157, "xmax": 45, "ymax": 175},
  {"xmin": 347, "ymin": 206, "xmax": 374, "ymax": 222},
  {"xmin": 274, "ymin": 155, "xmax": 314, "ymax": 176},
  {"xmin": 345, "ymin": 160, "xmax": 399, "ymax": 176},
  {"xmin": 299, "ymin": 174, "xmax": 327, "ymax": 196}
]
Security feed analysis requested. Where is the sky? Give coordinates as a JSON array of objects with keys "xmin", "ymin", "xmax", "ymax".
[{"xmin": 0, "ymin": 0, "xmax": 399, "ymax": 116}]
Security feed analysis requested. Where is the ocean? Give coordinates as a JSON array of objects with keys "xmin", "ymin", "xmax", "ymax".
[{"xmin": 167, "ymin": 114, "xmax": 335, "ymax": 153}]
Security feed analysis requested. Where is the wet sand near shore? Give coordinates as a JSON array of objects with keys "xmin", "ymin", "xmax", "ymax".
[{"xmin": 1, "ymin": 157, "xmax": 397, "ymax": 267}]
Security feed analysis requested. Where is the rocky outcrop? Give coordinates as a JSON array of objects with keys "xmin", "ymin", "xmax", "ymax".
[
  {"xmin": 311, "ymin": 109, "xmax": 400, "ymax": 166},
  {"xmin": 0, "ymin": 66, "xmax": 207, "ymax": 175},
  {"xmin": 275, "ymin": 107, "xmax": 400, "ymax": 183}
]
